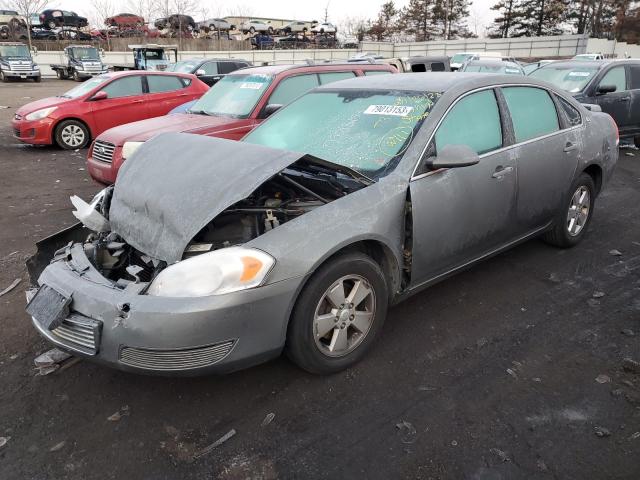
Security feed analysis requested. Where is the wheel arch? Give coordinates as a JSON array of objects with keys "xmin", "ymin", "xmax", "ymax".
[
  {"xmin": 51, "ymin": 116, "xmax": 93, "ymax": 145},
  {"xmin": 582, "ymin": 163, "xmax": 603, "ymax": 195}
]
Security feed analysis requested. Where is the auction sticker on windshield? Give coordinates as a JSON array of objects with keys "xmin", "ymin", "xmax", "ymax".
[
  {"xmin": 240, "ymin": 82, "xmax": 265, "ymax": 89},
  {"xmin": 568, "ymin": 71, "xmax": 591, "ymax": 77},
  {"xmin": 364, "ymin": 105, "xmax": 414, "ymax": 116}
]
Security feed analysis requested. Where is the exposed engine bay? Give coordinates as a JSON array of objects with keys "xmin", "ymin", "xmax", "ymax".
[{"xmin": 75, "ymin": 163, "xmax": 368, "ymax": 289}]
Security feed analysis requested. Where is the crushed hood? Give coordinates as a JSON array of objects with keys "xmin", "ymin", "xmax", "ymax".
[{"xmin": 109, "ymin": 132, "xmax": 304, "ymax": 263}]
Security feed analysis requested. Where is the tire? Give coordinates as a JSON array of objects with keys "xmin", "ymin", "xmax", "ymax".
[
  {"xmin": 0, "ymin": 70, "xmax": 7, "ymax": 83},
  {"xmin": 285, "ymin": 252, "xmax": 389, "ymax": 374},
  {"xmin": 249, "ymin": 27, "xmax": 255, "ymax": 33},
  {"xmin": 73, "ymin": 70, "xmax": 81, "ymax": 81},
  {"xmin": 54, "ymin": 120, "xmax": 89, "ymax": 149},
  {"xmin": 33, "ymin": 75, "xmax": 41, "ymax": 83},
  {"xmin": 634, "ymin": 135, "xmax": 640, "ymax": 149},
  {"xmin": 56, "ymin": 70, "xmax": 67, "ymax": 80},
  {"xmin": 543, "ymin": 172, "xmax": 596, "ymax": 248},
  {"xmin": 48, "ymin": 20, "xmax": 57, "ymax": 29}
]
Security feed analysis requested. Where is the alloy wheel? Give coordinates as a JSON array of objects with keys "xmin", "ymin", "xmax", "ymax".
[
  {"xmin": 567, "ymin": 186, "xmax": 590, "ymax": 236},
  {"xmin": 61, "ymin": 124, "xmax": 85, "ymax": 148},
  {"xmin": 313, "ymin": 274, "xmax": 376, "ymax": 357}
]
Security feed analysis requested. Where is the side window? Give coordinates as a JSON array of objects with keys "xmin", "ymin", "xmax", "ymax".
[
  {"xmin": 318, "ymin": 71, "xmax": 355, "ymax": 84},
  {"xmin": 147, "ymin": 75, "xmax": 184, "ymax": 93},
  {"xmin": 201, "ymin": 62, "xmax": 219, "ymax": 75},
  {"xmin": 218, "ymin": 62, "xmax": 237, "ymax": 74},
  {"xmin": 267, "ymin": 74, "xmax": 319, "ymax": 105},
  {"xmin": 430, "ymin": 62, "xmax": 446, "ymax": 72},
  {"xmin": 502, "ymin": 86, "xmax": 559, "ymax": 143},
  {"xmin": 434, "ymin": 89, "xmax": 502, "ymax": 155},
  {"xmin": 411, "ymin": 63, "xmax": 427, "ymax": 72},
  {"xmin": 557, "ymin": 96, "xmax": 582, "ymax": 127},
  {"xmin": 101, "ymin": 76, "xmax": 143, "ymax": 98},
  {"xmin": 629, "ymin": 65, "xmax": 640, "ymax": 90},
  {"xmin": 599, "ymin": 66, "xmax": 626, "ymax": 92},
  {"xmin": 364, "ymin": 70, "xmax": 391, "ymax": 76}
]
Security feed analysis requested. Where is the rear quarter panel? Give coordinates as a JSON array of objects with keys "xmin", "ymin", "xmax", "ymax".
[{"xmin": 580, "ymin": 109, "xmax": 618, "ymax": 189}]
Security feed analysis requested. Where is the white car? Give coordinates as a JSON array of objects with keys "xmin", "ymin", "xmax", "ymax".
[
  {"xmin": 239, "ymin": 20, "xmax": 270, "ymax": 34},
  {"xmin": 311, "ymin": 22, "xmax": 336, "ymax": 34},
  {"xmin": 0, "ymin": 9, "xmax": 27, "ymax": 27},
  {"xmin": 281, "ymin": 21, "xmax": 311, "ymax": 34},
  {"xmin": 573, "ymin": 53, "xmax": 604, "ymax": 61}
]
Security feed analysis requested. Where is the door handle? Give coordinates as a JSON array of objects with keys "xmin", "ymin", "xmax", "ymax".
[
  {"xmin": 563, "ymin": 141, "xmax": 578, "ymax": 152},
  {"xmin": 619, "ymin": 97, "xmax": 631, "ymax": 102},
  {"xmin": 492, "ymin": 166, "xmax": 514, "ymax": 178}
]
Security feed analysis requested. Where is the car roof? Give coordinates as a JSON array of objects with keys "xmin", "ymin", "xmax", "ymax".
[
  {"xmin": 229, "ymin": 63, "xmax": 392, "ymax": 76},
  {"xmin": 466, "ymin": 60, "xmax": 520, "ymax": 67},
  {"xmin": 316, "ymin": 72, "xmax": 547, "ymax": 92},
  {"xmin": 539, "ymin": 59, "xmax": 640, "ymax": 69},
  {"xmin": 179, "ymin": 57, "xmax": 246, "ymax": 63},
  {"xmin": 103, "ymin": 70, "xmax": 195, "ymax": 79}
]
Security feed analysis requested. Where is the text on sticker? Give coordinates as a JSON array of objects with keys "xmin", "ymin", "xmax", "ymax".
[
  {"xmin": 568, "ymin": 71, "xmax": 591, "ymax": 77},
  {"xmin": 240, "ymin": 82, "xmax": 265, "ymax": 89},
  {"xmin": 364, "ymin": 105, "xmax": 414, "ymax": 116}
]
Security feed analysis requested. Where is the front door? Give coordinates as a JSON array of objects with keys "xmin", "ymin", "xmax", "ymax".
[
  {"xmin": 90, "ymin": 75, "xmax": 148, "ymax": 135},
  {"xmin": 594, "ymin": 65, "xmax": 632, "ymax": 131},
  {"xmin": 409, "ymin": 88, "xmax": 518, "ymax": 286}
]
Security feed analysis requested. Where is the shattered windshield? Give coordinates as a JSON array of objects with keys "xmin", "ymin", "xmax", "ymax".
[
  {"xmin": 190, "ymin": 73, "xmax": 272, "ymax": 118},
  {"xmin": 0, "ymin": 44, "xmax": 30, "ymax": 58},
  {"xmin": 244, "ymin": 90, "xmax": 441, "ymax": 180},
  {"xmin": 529, "ymin": 66, "xmax": 598, "ymax": 93}
]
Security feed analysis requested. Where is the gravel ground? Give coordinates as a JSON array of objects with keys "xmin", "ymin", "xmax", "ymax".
[{"xmin": 0, "ymin": 79, "xmax": 639, "ymax": 480}]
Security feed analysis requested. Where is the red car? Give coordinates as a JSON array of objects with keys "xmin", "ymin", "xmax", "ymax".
[
  {"xmin": 12, "ymin": 71, "xmax": 208, "ymax": 150},
  {"xmin": 87, "ymin": 63, "xmax": 396, "ymax": 184},
  {"xmin": 105, "ymin": 13, "xmax": 145, "ymax": 28}
]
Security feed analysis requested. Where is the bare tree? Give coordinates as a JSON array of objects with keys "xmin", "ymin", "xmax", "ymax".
[
  {"xmin": 5, "ymin": 0, "xmax": 50, "ymax": 49},
  {"xmin": 125, "ymin": 0, "xmax": 158, "ymax": 29},
  {"xmin": 91, "ymin": 0, "xmax": 115, "ymax": 50}
]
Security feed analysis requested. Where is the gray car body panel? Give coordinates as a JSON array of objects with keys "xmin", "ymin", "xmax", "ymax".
[{"xmin": 28, "ymin": 73, "xmax": 618, "ymax": 375}]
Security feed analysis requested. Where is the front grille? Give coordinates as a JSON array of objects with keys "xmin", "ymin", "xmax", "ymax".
[
  {"xmin": 119, "ymin": 340, "xmax": 236, "ymax": 371},
  {"xmin": 10, "ymin": 63, "xmax": 31, "ymax": 71},
  {"xmin": 92, "ymin": 140, "xmax": 115, "ymax": 163},
  {"xmin": 51, "ymin": 314, "xmax": 102, "ymax": 355}
]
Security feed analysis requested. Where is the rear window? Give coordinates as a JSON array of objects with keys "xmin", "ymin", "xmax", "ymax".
[
  {"xmin": 147, "ymin": 75, "xmax": 184, "ymax": 93},
  {"xmin": 503, "ymin": 86, "xmax": 559, "ymax": 142},
  {"xmin": 631, "ymin": 65, "xmax": 640, "ymax": 90}
]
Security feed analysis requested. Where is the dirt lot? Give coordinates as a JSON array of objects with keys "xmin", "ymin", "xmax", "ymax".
[{"xmin": 0, "ymin": 79, "xmax": 639, "ymax": 480}]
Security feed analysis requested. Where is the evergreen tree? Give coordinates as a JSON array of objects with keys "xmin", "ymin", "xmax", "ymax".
[
  {"xmin": 398, "ymin": 0, "xmax": 437, "ymax": 41},
  {"xmin": 508, "ymin": 0, "xmax": 567, "ymax": 37},
  {"xmin": 433, "ymin": 0, "xmax": 473, "ymax": 39},
  {"xmin": 368, "ymin": 1, "xmax": 399, "ymax": 41},
  {"xmin": 489, "ymin": 0, "xmax": 517, "ymax": 38}
]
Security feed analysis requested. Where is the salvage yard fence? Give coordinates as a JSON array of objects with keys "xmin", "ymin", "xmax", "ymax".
[{"xmin": 33, "ymin": 34, "xmax": 640, "ymax": 78}]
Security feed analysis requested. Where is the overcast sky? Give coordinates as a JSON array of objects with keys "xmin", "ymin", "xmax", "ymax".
[{"xmin": 32, "ymin": 0, "xmax": 497, "ymax": 37}]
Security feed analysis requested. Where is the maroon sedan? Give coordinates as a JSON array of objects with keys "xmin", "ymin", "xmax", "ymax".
[
  {"xmin": 87, "ymin": 62, "xmax": 396, "ymax": 184},
  {"xmin": 12, "ymin": 71, "xmax": 208, "ymax": 149}
]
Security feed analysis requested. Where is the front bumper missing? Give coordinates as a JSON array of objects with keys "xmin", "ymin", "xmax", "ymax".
[{"xmin": 27, "ymin": 227, "xmax": 301, "ymax": 375}]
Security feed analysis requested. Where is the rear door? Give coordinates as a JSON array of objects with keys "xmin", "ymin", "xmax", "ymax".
[
  {"xmin": 501, "ymin": 86, "xmax": 578, "ymax": 231},
  {"xmin": 409, "ymin": 88, "xmax": 518, "ymax": 285},
  {"xmin": 628, "ymin": 64, "xmax": 640, "ymax": 135},
  {"xmin": 145, "ymin": 75, "xmax": 194, "ymax": 116},
  {"xmin": 594, "ymin": 65, "xmax": 632, "ymax": 131},
  {"xmin": 197, "ymin": 61, "xmax": 221, "ymax": 86},
  {"xmin": 90, "ymin": 75, "xmax": 148, "ymax": 135}
]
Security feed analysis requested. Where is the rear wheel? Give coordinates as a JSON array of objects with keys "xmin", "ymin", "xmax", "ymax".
[
  {"xmin": 54, "ymin": 120, "xmax": 89, "ymax": 149},
  {"xmin": 634, "ymin": 135, "xmax": 640, "ymax": 149},
  {"xmin": 73, "ymin": 70, "xmax": 81, "ymax": 81},
  {"xmin": 56, "ymin": 70, "xmax": 67, "ymax": 80},
  {"xmin": 47, "ymin": 20, "xmax": 57, "ymax": 29},
  {"xmin": 286, "ymin": 252, "xmax": 388, "ymax": 374},
  {"xmin": 543, "ymin": 173, "xmax": 595, "ymax": 248}
]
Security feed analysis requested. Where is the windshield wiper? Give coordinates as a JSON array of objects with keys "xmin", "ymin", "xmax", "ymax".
[
  {"xmin": 187, "ymin": 109, "xmax": 209, "ymax": 115},
  {"xmin": 300, "ymin": 155, "xmax": 374, "ymax": 186}
]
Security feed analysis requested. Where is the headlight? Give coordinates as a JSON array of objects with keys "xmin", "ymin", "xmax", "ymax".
[
  {"xmin": 121, "ymin": 141, "xmax": 144, "ymax": 160},
  {"xmin": 25, "ymin": 106, "xmax": 57, "ymax": 121},
  {"xmin": 76, "ymin": 65, "xmax": 84, "ymax": 70},
  {"xmin": 147, "ymin": 247, "xmax": 275, "ymax": 297},
  {"xmin": 33, "ymin": 65, "xmax": 39, "ymax": 70}
]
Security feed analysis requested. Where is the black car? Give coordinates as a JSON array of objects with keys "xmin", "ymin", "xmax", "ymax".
[
  {"xmin": 39, "ymin": 10, "xmax": 88, "ymax": 30},
  {"xmin": 531, "ymin": 59, "xmax": 640, "ymax": 146},
  {"xmin": 169, "ymin": 58, "xmax": 251, "ymax": 86},
  {"xmin": 154, "ymin": 15, "xmax": 196, "ymax": 31},
  {"xmin": 30, "ymin": 28, "xmax": 58, "ymax": 40}
]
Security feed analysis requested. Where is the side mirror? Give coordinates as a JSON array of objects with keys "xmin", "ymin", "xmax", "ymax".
[
  {"xmin": 429, "ymin": 144, "xmax": 480, "ymax": 170},
  {"xmin": 90, "ymin": 91, "xmax": 108, "ymax": 101},
  {"xmin": 195, "ymin": 68, "xmax": 205, "ymax": 76},
  {"xmin": 597, "ymin": 84, "xmax": 616, "ymax": 95},
  {"xmin": 100, "ymin": 48, "xmax": 105, "ymax": 57},
  {"xmin": 31, "ymin": 46, "xmax": 38, "ymax": 55},
  {"xmin": 263, "ymin": 104, "xmax": 283, "ymax": 118}
]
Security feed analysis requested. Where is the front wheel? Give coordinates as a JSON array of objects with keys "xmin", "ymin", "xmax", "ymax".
[
  {"xmin": 0, "ymin": 70, "xmax": 8, "ymax": 82},
  {"xmin": 543, "ymin": 173, "xmax": 595, "ymax": 248},
  {"xmin": 54, "ymin": 120, "xmax": 89, "ymax": 149},
  {"xmin": 286, "ymin": 252, "xmax": 388, "ymax": 374},
  {"xmin": 73, "ymin": 70, "xmax": 81, "ymax": 81},
  {"xmin": 33, "ymin": 75, "xmax": 41, "ymax": 83},
  {"xmin": 634, "ymin": 135, "xmax": 640, "ymax": 149}
]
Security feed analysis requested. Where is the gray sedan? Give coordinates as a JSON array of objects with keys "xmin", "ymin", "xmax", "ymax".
[{"xmin": 26, "ymin": 73, "xmax": 618, "ymax": 375}]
